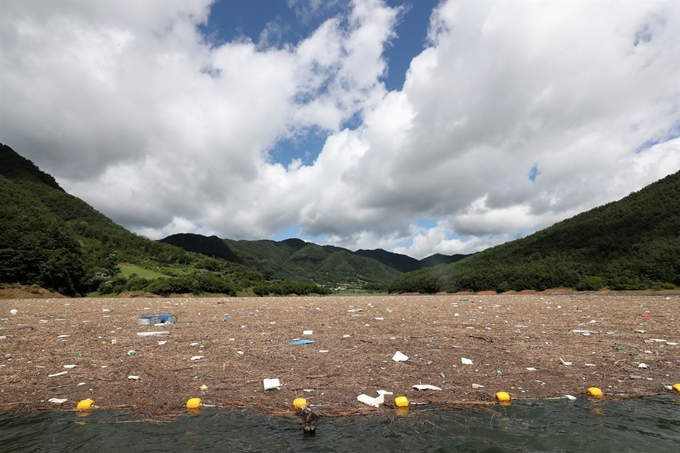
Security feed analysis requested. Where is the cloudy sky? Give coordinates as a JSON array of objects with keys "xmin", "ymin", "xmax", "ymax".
[{"xmin": 1, "ymin": 0, "xmax": 679, "ymax": 259}]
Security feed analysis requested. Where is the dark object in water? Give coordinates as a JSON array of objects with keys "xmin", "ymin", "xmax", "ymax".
[{"xmin": 298, "ymin": 407, "xmax": 318, "ymax": 435}]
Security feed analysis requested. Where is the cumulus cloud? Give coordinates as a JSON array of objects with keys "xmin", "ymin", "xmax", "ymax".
[{"xmin": 0, "ymin": 0, "xmax": 678, "ymax": 259}]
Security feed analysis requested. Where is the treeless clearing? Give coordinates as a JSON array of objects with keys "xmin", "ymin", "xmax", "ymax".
[{"xmin": 0, "ymin": 294, "xmax": 678, "ymax": 417}]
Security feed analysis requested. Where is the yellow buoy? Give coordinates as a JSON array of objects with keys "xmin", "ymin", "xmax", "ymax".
[
  {"xmin": 293, "ymin": 397, "xmax": 307, "ymax": 409},
  {"xmin": 186, "ymin": 397, "xmax": 202, "ymax": 409},
  {"xmin": 394, "ymin": 396, "xmax": 409, "ymax": 407},
  {"xmin": 587, "ymin": 387, "xmax": 603, "ymax": 398},
  {"xmin": 495, "ymin": 391, "xmax": 511, "ymax": 402},
  {"xmin": 76, "ymin": 398, "xmax": 94, "ymax": 410},
  {"xmin": 672, "ymin": 383, "xmax": 680, "ymax": 393}
]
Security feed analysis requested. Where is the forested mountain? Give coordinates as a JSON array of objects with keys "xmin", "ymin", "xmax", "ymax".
[
  {"xmin": 0, "ymin": 143, "xmax": 326, "ymax": 296},
  {"xmin": 390, "ymin": 171, "xmax": 680, "ymax": 293},
  {"xmin": 161, "ymin": 233, "xmax": 463, "ymax": 288}
]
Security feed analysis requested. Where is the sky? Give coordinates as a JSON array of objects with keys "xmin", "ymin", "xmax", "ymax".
[{"xmin": 1, "ymin": 0, "xmax": 679, "ymax": 259}]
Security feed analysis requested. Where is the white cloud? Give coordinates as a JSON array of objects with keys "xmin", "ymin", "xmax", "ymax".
[{"xmin": 1, "ymin": 0, "xmax": 678, "ymax": 260}]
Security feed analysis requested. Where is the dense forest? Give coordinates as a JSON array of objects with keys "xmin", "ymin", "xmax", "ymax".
[
  {"xmin": 0, "ymin": 144, "xmax": 328, "ymax": 297},
  {"xmin": 389, "ymin": 171, "xmax": 680, "ymax": 293},
  {"xmin": 160, "ymin": 234, "xmax": 455, "ymax": 289}
]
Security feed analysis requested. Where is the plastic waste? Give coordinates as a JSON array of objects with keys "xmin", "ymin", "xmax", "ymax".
[
  {"xmin": 138, "ymin": 313, "xmax": 177, "ymax": 325},
  {"xmin": 412, "ymin": 384, "xmax": 442, "ymax": 391},
  {"xmin": 48, "ymin": 398, "xmax": 68, "ymax": 404},
  {"xmin": 9, "ymin": 309, "xmax": 17, "ymax": 315},
  {"xmin": 461, "ymin": 357, "xmax": 473, "ymax": 365},
  {"xmin": 263, "ymin": 378, "xmax": 281, "ymax": 391},
  {"xmin": 303, "ymin": 330, "xmax": 313, "ymax": 335},
  {"xmin": 290, "ymin": 339, "xmax": 315, "ymax": 345},
  {"xmin": 48, "ymin": 371, "xmax": 68, "ymax": 377},
  {"xmin": 392, "ymin": 351, "xmax": 408, "ymax": 362},
  {"xmin": 128, "ymin": 375, "xmax": 140, "ymax": 380},
  {"xmin": 357, "ymin": 392, "xmax": 385, "ymax": 407},
  {"xmin": 126, "ymin": 350, "xmax": 136, "ymax": 356},
  {"xmin": 190, "ymin": 356, "xmax": 204, "ymax": 361},
  {"xmin": 137, "ymin": 331, "xmax": 169, "ymax": 336}
]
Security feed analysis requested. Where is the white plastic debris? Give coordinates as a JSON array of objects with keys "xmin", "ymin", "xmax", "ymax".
[
  {"xmin": 9, "ymin": 309, "xmax": 17, "ymax": 315},
  {"xmin": 303, "ymin": 330, "xmax": 313, "ymax": 335},
  {"xmin": 650, "ymin": 339, "xmax": 667, "ymax": 343},
  {"xmin": 559, "ymin": 358, "xmax": 572, "ymax": 366},
  {"xmin": 461, "ymin": 357, "xmax": 473, "ymax": 365},
  {"xmin": 158, "ymin": 341, "xmax": 167, "ymax": 345},
  {"xmin": 634, "ymin": 330, "xmax": 646, "ymax": 334},
  {"xmin": 564, "ymin": 395, "xmax": 577, "ymax": 401},
  {"xmin": 128, "ymin": 375, "xmax": 140, "ymax": 380},
  {"xmin": 526, "ymin": 367, "xmax": 537, "ymax": 371},
  {"xmin": 392, "ymin": 351, "xmax": 408, "ymax": 362},
  {"xmin": 638, "ymin": 363, "xmax": 649, "ymax": 369},
  {"xmin": 190, "ymin": 356, "xmax": 204, "ymax": 361},
  {"xmin": 137, "ymin": 331, "xmax": 169, "ymax": 336},
  {"xmin": 263, "ymin": 378, "xmax": 281, "ymax": 391},
  {"xmin": 48, "ymin": 371, "xmax": 68, "ymax": 377},
  {"xmin": 57, "ymin": 335, "xmax": 70, "ymax": 339},
  {"xmin": 471, "ymin": 383, "xmax": 484, "ymax": 389},
  {"xmin": 357, "ymin": 392, "xmax": 385, "ymax": 407},
  {"xmin": 412, "ymin": 384, "xmax": 442, "ymax": 391},
  {"xmin": 48, "ymin": 398, "xmax": 68, "ymax": 404},
  {"xmin": 63, "ymin": 364, "xmax": 77, "ymax": 369}
]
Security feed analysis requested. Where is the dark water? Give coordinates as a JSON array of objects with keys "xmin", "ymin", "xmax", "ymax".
[{"xmin": 1, "ymin": 396, "xmax": 679, "ymax": 452}]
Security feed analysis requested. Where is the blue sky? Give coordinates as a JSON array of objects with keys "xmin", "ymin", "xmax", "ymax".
[
  {"xmin": 1, "ymin": 0, "xmax": 678, "ymax": 258},
  {"xmin": 200, "ymin": 0, "xmax": 439, "ymax": 167}
]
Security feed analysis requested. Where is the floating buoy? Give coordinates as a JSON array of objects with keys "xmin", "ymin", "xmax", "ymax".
[
  {"xmin": 76, "ymin": 398, "xmax": 94, "ymax": 410},
  {"xmin": 495, "ymin": 391, "xmax": 511, "ymax": 402},
  {"xmin": 293, "ymin": 398, "xmax": 307, "ymax": 409},
  {"xmin": 673, "ymin": 383, "xmax": 680, "ymax": 393},
  {"xmin": 587, "ymin": 387, "xmax": 603, "ymax": 398},
  {"xmin": 394, "ymin": 396, "xmax": 409, "ymax": 407},
  {"xmin": 186, "ymin": 397, "xmax": 202, "ymax": 409}
]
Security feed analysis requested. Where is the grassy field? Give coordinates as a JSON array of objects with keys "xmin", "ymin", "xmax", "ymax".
[{"xmin": 118, "ymin": 263, "xmax": 169, "ymax": 279}]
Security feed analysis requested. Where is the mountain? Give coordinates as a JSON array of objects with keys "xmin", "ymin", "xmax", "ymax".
[
  {"xmin": 389, "ymin": 171, "xmax": 680, "ymax": 293},
  {"xmin": 161, "ymin": 234, "xmax": 405, "ymax": 288},
  {"xmin": 419, "ymin": 253, "xmax": 469, "ymax": 268},
  {"xmin": 0, "ymin": 143, "xmax": 299, "ymax": 297}
]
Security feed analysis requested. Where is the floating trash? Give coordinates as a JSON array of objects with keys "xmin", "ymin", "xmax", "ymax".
[
  {"xmin": 48, "ymin": 371, "xmax": 68, "ymax": 378},
  {"xmin": 48, "ymin": 398, "xmax": 68, "ymax": 405},
  {"xmin": 412, "ymin": 384, "xmax": 442, "ymax": 391},
  {"xmin": 263, "ymin": 378, "xmax": 281, "ymax": 391},
  {"xmin": 392, "ymin": 351, "xmax": 408, "ymax": 362},
  {"xmin": 461, "ymin": 357, "xmax": 473, "ymax": 365},
  {"xmin": 290, "ymin": 339, "xmax": 315, "ymax": 345}
]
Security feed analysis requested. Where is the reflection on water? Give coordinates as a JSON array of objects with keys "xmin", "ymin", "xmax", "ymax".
[{"xmin": 1, "ymin": 395, "xmax": 679, "ymax": 452}]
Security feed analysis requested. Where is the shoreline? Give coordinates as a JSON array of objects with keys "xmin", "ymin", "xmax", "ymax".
[{"xmin": 1, "ymin": 294, "xmax": 678, "ymax": 417}]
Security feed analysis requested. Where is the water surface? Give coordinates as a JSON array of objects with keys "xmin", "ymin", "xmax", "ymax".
[{"xmin": 1, "ymin": 395, "xmax": 679, "ymax": 452}]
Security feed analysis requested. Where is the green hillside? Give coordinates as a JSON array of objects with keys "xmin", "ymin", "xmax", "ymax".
[
  {"xmin": 163, "ymin": 234, "xmax": 403, "ymax": 289},
  {"xmin": 1, "ymin": 143, "xmax": 330, "ymax": 297},
  {"xmin": 390, "ymin": 171, "xmax": 680, "ymax": 293}
]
